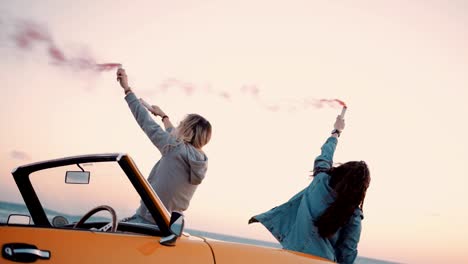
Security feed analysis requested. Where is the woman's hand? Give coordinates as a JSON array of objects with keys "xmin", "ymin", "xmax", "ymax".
[
  {"xmin": 334, "ymin": 115, "xmax": 345, "ymax": 131},
  {"xmin": 116, "ymin": 68, "xmax": 130, "ymax": 91},
  {"xmin": 139, "ymin": 99, "xmax": 166, "ymax": 116},
  {"xmin": 150, "ymin": 105, "xmax": 166, "ymax": 117}
]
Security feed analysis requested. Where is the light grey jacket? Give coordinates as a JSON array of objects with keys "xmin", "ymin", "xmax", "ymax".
[{"xmin": 125, "ymin": 93, "xmax": 208, "ymax": 221}]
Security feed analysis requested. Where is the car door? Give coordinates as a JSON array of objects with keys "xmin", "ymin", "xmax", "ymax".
[{"xmin": 1, "ymin": 225, "xmax": 213, "ymax": 264}]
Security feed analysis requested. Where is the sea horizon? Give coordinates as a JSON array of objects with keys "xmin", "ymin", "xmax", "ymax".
[{"xmin": 1, "ymin": 201, "xmax": 400, "ymax": 264}]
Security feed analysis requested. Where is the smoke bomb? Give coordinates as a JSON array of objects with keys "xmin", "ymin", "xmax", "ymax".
[{"xmin": 340, "ymin": 106, "xmax": 347, "ymax": 118}]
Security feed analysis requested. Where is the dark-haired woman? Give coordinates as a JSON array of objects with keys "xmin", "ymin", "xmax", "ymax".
[{"xmin": 249, "ymin": 115, "xmax": 370, "ymax": 264}]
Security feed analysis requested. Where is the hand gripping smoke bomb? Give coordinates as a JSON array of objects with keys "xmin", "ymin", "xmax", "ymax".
[
  {"xmin": 333, "ymin": 99, "xmax": 347, "ymax": 118},
  {"xmin": 340, "ymin": 106, "xmax": 347, "ymax": 118}
]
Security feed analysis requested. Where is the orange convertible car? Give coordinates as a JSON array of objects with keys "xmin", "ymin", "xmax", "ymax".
[{"xmin": 0, "ymin": 153, "xmax": 332, "ymax": 263}]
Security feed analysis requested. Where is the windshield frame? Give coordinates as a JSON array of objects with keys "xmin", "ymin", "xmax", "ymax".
[{"xmin": 11, "ymin": 153, "xmax": 171, "ymax": 235}]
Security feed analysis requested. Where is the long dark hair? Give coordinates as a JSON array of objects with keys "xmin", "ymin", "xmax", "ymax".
[{"xmin": 315, "ymin": 161, "xmax": 370, "ymax": 238}]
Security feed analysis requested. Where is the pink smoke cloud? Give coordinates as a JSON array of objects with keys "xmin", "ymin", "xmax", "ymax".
[
  {"xmin": 6, "ymin": 19, "xmax": 347, "ymax": 112},
  {"xmin": 11, "ymin": 20, "xmax": 121, "ymax": 72}
]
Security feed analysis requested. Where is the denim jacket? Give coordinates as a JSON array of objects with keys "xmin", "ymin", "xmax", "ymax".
[{"xmin": 251, "ymin": 137, "xmax": 362, "ymax": 264}]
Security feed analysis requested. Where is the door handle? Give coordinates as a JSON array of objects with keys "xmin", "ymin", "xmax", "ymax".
[{"xmin": 2, "ymin": 243, "xmax": 51, "ymax": 262}]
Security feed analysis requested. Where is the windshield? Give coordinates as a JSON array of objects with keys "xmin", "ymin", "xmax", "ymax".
[{"xmin": 28, "ymin": 161, "xmax": 145, "ymax": 226}]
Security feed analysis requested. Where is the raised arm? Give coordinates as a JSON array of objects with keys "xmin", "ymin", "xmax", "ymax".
[
  {"xmin": 313, "ymin": 115, "xmax": 345, "ymax": 173},
  {"xmin": 313, "ymin": 137, "xmax": 338, "ymax": 172},
  {"xmin": 117, "ymin": 68, "xmax": 176, "ymax": 153},
  {"xmin": 142, "ymin": 102, "xmax": 175, "ymax": 132}
]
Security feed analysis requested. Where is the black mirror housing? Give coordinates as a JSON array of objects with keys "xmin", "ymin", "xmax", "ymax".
[{"xmin": 160, "ymin": 212, "xmax": 185, "ymax": 246}]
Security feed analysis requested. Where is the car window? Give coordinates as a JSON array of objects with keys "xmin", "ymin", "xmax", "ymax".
[{"xmin": 29, "ymin": 161, "xmax": 147, "ymax": 228}]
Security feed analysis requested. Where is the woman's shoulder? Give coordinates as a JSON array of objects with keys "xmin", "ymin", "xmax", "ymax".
[
  {"xmin": 305, "ymin": 172, "xmax": 336, "ymax": 208},
  {"xmin": 172, "ymin": 142, "xmax": 208, "ymax": 161},
  {"xmin": 188, "ymin": 144, "xmax": 207, "ymax": 159},
  {"xmin": 312, "ymin": 172, "xmax": 334, "ymax": 193}
]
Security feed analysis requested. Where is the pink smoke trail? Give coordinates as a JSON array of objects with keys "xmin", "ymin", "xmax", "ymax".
[
  {"xmin": 218, "ymin": 91, "xmax": 231, "ymax": 100},
  {"xmin": 160, "ymin": 78, "xmax": 196, "ymax": 95},
  {"xmin": 10, "ymin": 150, "xmax": 31, "ymax": 161},
  {"xmin": 321, "ymin": 99, "xmax": 347, "ymax": 107},
  {"xmin": 315, "ymin": 98, "xmax": 347, "ymax": 108},
  {"xmin": 6, "ymin": 19, "xmax": 348, "ymax": 111},
  {"xmin": 12, "ymin": 20, "xmax": 121, "ymax": 72},
  {"xmin": 146, "ymin": 77, "xmax": 346, "ymax": 112},
  {"xmin": 157, "ymin": 78, "xmax": 230, "ymax": 100},
  {"xmin": 241, "ymin": 84, "xmax": 260, "ymax": 98}
]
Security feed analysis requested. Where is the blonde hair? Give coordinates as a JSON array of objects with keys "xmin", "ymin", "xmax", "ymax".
[{"xmin": 175, "ymin": 114, "xmax": 212, "ymax": 149}]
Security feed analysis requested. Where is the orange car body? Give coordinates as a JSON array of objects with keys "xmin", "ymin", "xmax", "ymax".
[{"xmin": 0, "ymin": 154, "xmax": 333, "ymax": 264}]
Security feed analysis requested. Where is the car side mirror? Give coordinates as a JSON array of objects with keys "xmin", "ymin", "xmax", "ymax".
[
  {"xmin": 160, "ymin": 212, "xmax": 185, "ymax": 246},
  {"xmin": 7, "ymin": 214, "xmax": 31, "ymax": 225}
]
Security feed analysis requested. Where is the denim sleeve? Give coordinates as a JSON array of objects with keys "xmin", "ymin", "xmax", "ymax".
[
  {"xmin": 125, "ymin": 93, "xmax": 176, "ymax": 154},
  {"xmin": 335, "ymin": 210, "xmax": 363, "ymax": 264},
  {"xmin": 166, "ymin": 127, "xmax": 175, "ymax": 133},
  {"xmin": 313, "ymin": 136, "xmax": 338, "ymax": 173}
]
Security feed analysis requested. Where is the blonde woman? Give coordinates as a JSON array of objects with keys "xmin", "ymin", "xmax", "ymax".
[{"xmin": 116, "ymin": 68, "xmax": 212, "ymax": 224}]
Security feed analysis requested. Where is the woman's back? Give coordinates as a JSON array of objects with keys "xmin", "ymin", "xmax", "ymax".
[
  {"xmin": 149, "ymin": 142, "xmax": 208, "ymax": 213},
  {"xmin": 250, "ymin": 132, "xmax": 369, "ymax": 264}
]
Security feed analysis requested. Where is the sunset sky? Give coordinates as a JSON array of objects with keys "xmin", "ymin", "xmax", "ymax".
[{"xmin": 1, "ymin": 1, "xmax": 467, "ymax": 263}]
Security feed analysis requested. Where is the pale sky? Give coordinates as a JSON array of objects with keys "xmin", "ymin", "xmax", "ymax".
[{"xmin": 1, "ymin": 1, "xmax": 467, "ymax": 263}]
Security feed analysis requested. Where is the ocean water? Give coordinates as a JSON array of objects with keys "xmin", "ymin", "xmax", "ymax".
[
  {"xmin": 0, "ymin": 201, "xmax": 105, "ymax": 224},
  {"xmin": 0, "ymin": 201, "xmax": 400, "ymax": 264},
  {"xmin": 0, "ymin": 201, "xmax": 31, "ymax": 223}
]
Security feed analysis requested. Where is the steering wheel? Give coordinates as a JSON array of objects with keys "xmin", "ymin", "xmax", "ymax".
[{"xmin": 73, "ymin": 205, "xmax": 118, "ymax": 232}]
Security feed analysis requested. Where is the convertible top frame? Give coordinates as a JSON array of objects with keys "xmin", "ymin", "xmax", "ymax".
[{"xmin": 12, "ymin": 153, "xmax": 171, "ymax": 235}]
